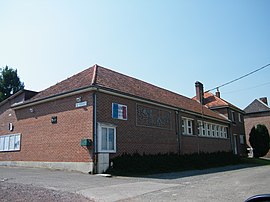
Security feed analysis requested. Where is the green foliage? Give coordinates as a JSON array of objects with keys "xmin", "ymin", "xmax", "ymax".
[
  {"xmin": 106, "ymin": 151, "xmax": 240, "ymax": 175},
  {"xmin": 249, "ymin": 124, "xmax": 270, "ymax": 157},
  {"xmin": 0, "ymin": 66, "xmax": 24, "ymax": 102}
]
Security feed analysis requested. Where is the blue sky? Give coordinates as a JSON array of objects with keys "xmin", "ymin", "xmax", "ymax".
[{"xmin": 0, "ymin": 0, "xmax": 269, "ymax": 109}]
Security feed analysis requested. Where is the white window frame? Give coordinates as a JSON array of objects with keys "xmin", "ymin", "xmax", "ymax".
[
  {"xmin": 223, "ymin": 127, "xmax": 228, "ymax": 138},
  {"xmin": 195, "ymin": 121, "xmax": 228, "ymax": 139},
  {"xmin": 0, "ymin": 133, "xmax": 21, "ymax": 152},
  {"xmin": 98, "ymin": 123, "xmax": 116, "ymax": 153},
  {"xmin": 197, "ymin": 120, "xmax": 202, "ymax": 136},
  {"xmin": 211, "ymin": 124, "xmax": 216, "ymax": 137},
  {"xmin": 182, "ymin": 117, "xmax": 194, "ymax": 135},
  {"xmin": 238, "ymin": 113, "xmax": 242, "ymax": 123}
]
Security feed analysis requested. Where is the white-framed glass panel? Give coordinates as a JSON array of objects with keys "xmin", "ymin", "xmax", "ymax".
[
  {"xmin": 197, "ymin": 121, "xmax": 203, "ymax": 136},
  {"xmin": 211, "ymin": 124, "xmax": 216, "ymax": 137},
  {"xmin": 4, "ymin": 136, "xmax": 9, "ymax": 151},
  {"xmin": 220, "ymin": 126, "xmax": 224, "ymax": 138},
  {"xmin": 223, "ymin": 127, "xmax": 228, "ymax": 138},
  {"xmin": 206, "ymin": 123, "xmax": 211, "ymax": 137},
  {"xmin": 203, "ymin": 122, "xmax": 207, "ymax": 136},
  {"xmin": 98, "ymin": 123, "xmax": 116, "ymax": 153},
  {"xmin": 182, "ymin": 118, "xmax": 187, "ymax": 135},
  {"xmin": 216, "ymin": 126, "xmax": 220, "ymax": 137},
  {"xmin": 9, "ymin": 135, "xmax": 15, "ymax": 151},
  {"xmin": 238, "ymin": 113, "xmax": 242, "ymax": 123},
  {"xmin": 0, "ymin": 137, "xmax": 4, "ymax": 151},
  {"xmin": 187, "ymin": 119, "xmax": 193, "ymax": 135},
  {"xmin": 14, "ymin": 135, "xmax": 21, "ymax": 150}
]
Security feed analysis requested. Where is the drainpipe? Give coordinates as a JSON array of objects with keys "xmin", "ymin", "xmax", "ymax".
[
  {"xmin": 92, "ymin": 92, "xmax": 97, "ymax": 173},
  {"xmin": 175, "ymin": 110, "xmax": 181, "ymax": 155}
]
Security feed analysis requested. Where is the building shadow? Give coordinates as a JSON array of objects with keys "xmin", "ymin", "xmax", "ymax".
[{"xmin": 144, "ymin": 164, "xmax": 263, "ymax": 180}]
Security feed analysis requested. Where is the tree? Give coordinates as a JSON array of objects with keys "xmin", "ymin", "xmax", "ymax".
[
  {"xmin": 249, "ymin": 124, "xmax": 270, "ymax": 157},
  {"xmin": 0, "ymin": 66, "xmax": 24, "ymax": 102}
]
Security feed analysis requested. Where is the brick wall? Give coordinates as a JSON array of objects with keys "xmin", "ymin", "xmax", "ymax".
[
  {"xmin": 0, "ymin": 92, "xmax": 93, "ymax": 162},
  {"xmin": 244, "ymin": 112, "xmax": 270, "ymax": 157},
  {"xmin": 96, "ymin": 92, "xmax": 232, "ymax": 158},
  {"xmin": 96, "ymin": 92, "xmax": 178, "ymax": 157}
]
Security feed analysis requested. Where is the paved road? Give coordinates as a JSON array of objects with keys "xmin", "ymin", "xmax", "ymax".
[{"xmin": 0, "ymin": 164, "xmax": 269, "ymax": 202}]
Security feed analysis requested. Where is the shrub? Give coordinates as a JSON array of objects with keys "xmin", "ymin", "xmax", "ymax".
[{"xmin": 106, "ymin": 151, "xmax": 240, "ymax": 175}]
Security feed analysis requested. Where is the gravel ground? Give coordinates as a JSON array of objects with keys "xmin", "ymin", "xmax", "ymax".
[{"xmin": 0, "ymin": 181, "xmax": 92, "ymax": 202}]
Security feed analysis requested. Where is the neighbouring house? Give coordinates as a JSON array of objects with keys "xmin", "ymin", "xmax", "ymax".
[
  {"xmin": 244, "ymin": 97, "xmax": 270, "ymax": 158},
  {"xmin": 1, "ymin": 65, "xmax": 233, "ymax": 173},
  {"xmin": 193, "ymin": 82, "xmax": 246, "ymax": 156}
]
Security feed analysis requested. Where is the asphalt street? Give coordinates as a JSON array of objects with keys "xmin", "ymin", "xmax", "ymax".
[{"xmin": 0, "ymin": 164, "xmax": 269, "ymax": 202}]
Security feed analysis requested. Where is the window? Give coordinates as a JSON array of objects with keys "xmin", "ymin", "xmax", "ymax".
[
  {"xmin": 240, "ymin": 135, "xmax": 245, "ymax": 144},
  {"xmin": 197, "ymin": 121, "xmax": 202, "ymax": 136},
  {"xmin": 98, "ymin": 123, "xmax": 116, "ymax": 153},
  {"xmin": 196, "ymin": 121, "xmax": 228, "ymax": 139},
  {"xmin": 0, "ymin": 134, "xmax": 21, "ymax": 152},
  {"xmin": 238, "ymin": 113, "xmax": 243, "ymax": 123},
  {"xmin": 231, "ymin": 111, "xmax": 236, "ymax": 122},
  {"xmin": 206, "ymin": 123, "xmax": 211, "ymax": 137},
  {"xmin": 182, "ymin": 118, "xmax": 193, "ymax": 135},
  {"xmin": 223, "ymin": 127, "xmax": 228, "ymax": 138},
  {"xmin": 211, "ymin": 125, "xmax": 216, "ymax": 137},
  {"xmin": 216, "ymin": 126, "xmax": 220, "ymax": 137}
]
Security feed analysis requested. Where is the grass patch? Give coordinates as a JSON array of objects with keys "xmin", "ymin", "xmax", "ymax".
[
  {"xmin": 241, "ymin": 157, "xmax": 270, "ymax": 166},
  {"xmin": 106, "ymin": 151, "xmax": 242, "ymax": 176}
]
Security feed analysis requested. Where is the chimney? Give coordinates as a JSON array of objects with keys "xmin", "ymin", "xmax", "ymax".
[
  {"xmin": 259, "ymin": 97, "xmax": 268, "ymax": 105},
  {"xmin": 195, "ymin": 81, "xmax": 204, "ymax": 104},
  {"xmin": 215, "ymin": 88, "xmax": 220, "ymax": 98}
]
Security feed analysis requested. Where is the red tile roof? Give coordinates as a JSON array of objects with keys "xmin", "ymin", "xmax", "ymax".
[
  {"xmin": 193, "ymin": 92, "xmax": 242, "ymax": 111},
  {"xmin": 29, "ymin": 64, "xmax": 226, "ymax": 121}
]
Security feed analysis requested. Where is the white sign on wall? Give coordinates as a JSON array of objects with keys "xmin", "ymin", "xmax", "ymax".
[{"xmin": 75, "ymin": 101, "xmax": 88, "ymax": 108}]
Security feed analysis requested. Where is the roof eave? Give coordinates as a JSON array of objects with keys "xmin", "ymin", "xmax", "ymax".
[{"xmin": 12, "ymin": 86, "xmax": 97, "ymax": 110}]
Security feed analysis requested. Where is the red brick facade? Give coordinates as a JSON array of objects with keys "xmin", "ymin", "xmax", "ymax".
[{"xmin": 0, "ymin": 92, "xmax": 93, "ymax": 163}]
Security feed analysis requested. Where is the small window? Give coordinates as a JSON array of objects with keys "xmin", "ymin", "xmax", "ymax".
[
  {"xmin": 98, "ymin": 123, "xmax": 116, "ymax": 153},
  {"xmin": 182, "ymin": 118, "xmax": 194, "ymax": 135},
  {"xmin": 207, "ymin": 123, "xmax": 211, "ymax": 137},
  {"xmin": 231, "ymin": 111, "xmax": 236, "ymax": 122},
  {"xmin": 223, "ymin": 127, "xmax": 228, "ymax": 138},
  {"xmin": 238, "ymin": 113, "xmax": 242, "ymax": 123},
  {"xmin": 240, "ymin": 135, "xmax": 245, "ymax": 144},
  {"xmin": 211, "ymin": 125, "xmax": 215, "ymax": 137},
  {"xmin": 216, "ymin": 126, "xmax": 220, "ymax": 137}
]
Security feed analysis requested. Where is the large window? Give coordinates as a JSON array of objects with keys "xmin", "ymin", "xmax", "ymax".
[
  {"xmin": 182, "ymin": 118, "xmax": 194, "ymax": 135},
  {"xmin": 98, "ymin": 123, "xmax": 116, "ymax": 153},
  {"xmin": 197, "ymin": 121, "xmax": 228, "ymax": 139},
  {"xmin": 0, "ymin": 134, "xmax": 21, "ymax": 152}
]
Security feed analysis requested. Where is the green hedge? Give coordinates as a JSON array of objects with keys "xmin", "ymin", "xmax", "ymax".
[{"xmin": 106, "ymin": 151, "xmax": 241, "ymax": 175}]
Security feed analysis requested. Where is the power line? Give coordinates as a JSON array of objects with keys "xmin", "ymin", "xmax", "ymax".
[
  {"xmin": 222, "ymin": 81, "xmax": 270, "ymax": 94},
  {"xmin": 206, "ymin": 63, "xmax": 270, "ymax": 92}
]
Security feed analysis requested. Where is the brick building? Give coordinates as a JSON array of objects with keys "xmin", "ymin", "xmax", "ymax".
[
  {"xmin": 244, "ymin": 97, "xmax": 270, "ymax": 157},
  {"xmin": 193, "ymin": 82, "xmax": 246, "ymax": 156},
  {"xmin": 1, "ymin": 65, "xmax": 233, "ymax": 173}
]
